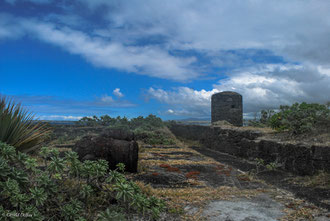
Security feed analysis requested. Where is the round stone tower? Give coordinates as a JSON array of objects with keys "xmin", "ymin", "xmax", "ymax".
[{"xmin": 211, "ymin": 91, "xmax": 243, "ymax": 126}]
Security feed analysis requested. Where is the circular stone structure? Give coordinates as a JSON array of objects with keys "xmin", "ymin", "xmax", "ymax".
[{"xmin": 211, "ymin": 91, "xmax": 243, "ymax": 126}]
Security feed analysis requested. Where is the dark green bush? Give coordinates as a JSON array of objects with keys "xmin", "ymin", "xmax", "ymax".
[
  {"xmin": 269, "ymin": 102, "xmax": 330, "ymax": 134},
  {"xmin": 77, "ymin": 114, "xmax": 175, "ymax": 145},
  {"xmin": 134, "ymin": 129, "xmax": 176, "ymax": 145},
  {"xmin": 0, "ymin": 142, "xmax": 166, "ymax": 220},
  {"xmin": 77, "ymin": 114, "xmax": 164, "ymax": 131}
]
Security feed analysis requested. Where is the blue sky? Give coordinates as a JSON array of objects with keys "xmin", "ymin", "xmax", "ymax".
[{"xmin": 1, "ymin": 0, "xmax": 330, "ymax": 120}]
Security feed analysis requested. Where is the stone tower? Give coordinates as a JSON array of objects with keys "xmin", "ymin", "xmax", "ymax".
[{"xmin": 211, "ymin": 91, "xmax": 243, "ymax": 126}]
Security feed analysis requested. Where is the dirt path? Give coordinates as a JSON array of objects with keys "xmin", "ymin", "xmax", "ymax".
[
  {"xmin": 190, "ymin": 145, "xmax": 330, "ymax": 211},
  {"xmin": 133, "ymin": 144, "xmax": 330, "ymax": 220}
]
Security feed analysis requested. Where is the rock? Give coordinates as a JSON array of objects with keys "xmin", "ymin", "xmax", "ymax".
[
  {"xmin": 73, "ymin": 129, "xmax": 138, "ymax": 172},
  {"xmin": 169, "ymin": 124, "xmax": 330, "ymax": 175},
  {"xmin": 82, "ymin": 154, "xmax": 96, "ymax": 161},
  {"xmin": 107, "ymin": 139, "xmax": 138, "ymax": 172},
  {"xmin": 134, "ymin": 171, "xmax": 186, "ymax": 187},
  {"xmin": 101, "ymin": 128, "xmax": 135, "ymax": 141}
]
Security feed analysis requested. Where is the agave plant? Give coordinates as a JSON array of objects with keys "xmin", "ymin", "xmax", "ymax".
[{"xmin": 0, "ymin": 96, "xmax": 50, "ymax": 152}]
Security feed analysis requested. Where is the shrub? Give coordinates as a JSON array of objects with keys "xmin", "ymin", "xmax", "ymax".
[
  {"xmin": 247, "ymin": 109, "xmax": 275, "ymax": 128},
  {"xmin": 0, "ymin": 142, "xmax": 166, "ymax": 220},
  {"xmin": 269, "ymin": 102, "xmax": 330, "ymax": 134},
  {"xmin": 134, "ymin": 129, "xmax": 176, "ymax": 145},
  {"xmin": 77, "ymin": 114, "xmax": 176, "ymax": 145},
  {"xmin": 247, "ymin": 102, "xmax": 330, "ymax": 135},
  {"xmin": 0, "ymin": 96, "xmax": 50, "ymax": 153},
  {"xmin": 77, "ymin": 114, "xmax": 165, "ymax": 131}
]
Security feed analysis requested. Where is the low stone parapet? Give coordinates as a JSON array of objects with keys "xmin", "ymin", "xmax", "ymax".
[{"xmin": 169, "ymin": 124, "xmax": 330, "ymax": 175}]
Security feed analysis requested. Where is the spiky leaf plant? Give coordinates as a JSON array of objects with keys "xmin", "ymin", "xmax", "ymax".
[{"xmin": 0, "ymin": 96, "xmax": 50, "ymax": 152}]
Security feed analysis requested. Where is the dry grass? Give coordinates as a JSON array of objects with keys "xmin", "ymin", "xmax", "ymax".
[
  {"xmin": 136, "ymin": 140, "xmax": 272, "ymax": 219},
  {"xmin": 140, "ymin": 159, "xmax": 220, "ymax": 169},
  {"xmin": 212, "ymin": 120, "xmax": 275, "ymax": 134},
  {"xmin": 135, "ymin": 181, "xmax": 267, "ymax": 220},
  {"xmin": 287, "ymin": 171, "xmax": 330, "ymax": 189}
]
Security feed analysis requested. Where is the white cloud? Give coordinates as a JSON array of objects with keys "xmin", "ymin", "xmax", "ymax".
[
  {"xmin": 0, "ymin": 14, "xmax": 197, "ymax": 81},
  {"xmin": 2, "ymin": 1, "xmax": 330, "ymax": 118},
  {"xmin": 100, "ymin": 95, "xmax": 114, "ymax": 103},
  {"xmin": 113, "ymin": 88, "xmax": 124, "ymax": 98},
  {"xmin": 76, "ymin": 0, "xmax": 330, "ymax": 64},
  {"xmin": 147, "ymin": 64, "xmax": 330, "ymax": 117},
  {"xmin": 2, "ymin": 1, "xmax": 330, "ymax": 82},
  {"xmin": 166, "ymin": 109, "xmax": 174, "ymax": 114},
  {"xmin": 146, "ymin": 87, "xmax": 220, "ymax": 117},
  {"xmin": 38, "ymin": 115, "xmax": 83, "ymax": 121}
]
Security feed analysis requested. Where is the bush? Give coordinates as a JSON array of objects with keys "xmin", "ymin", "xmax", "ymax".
[
  {"xmin": 0, "ymin": 96, "xmax": 50, "ymax": 153},
  {"xmin": 269, "ymin": 102, "xmax": 330, "ymax": 134},
  {"xmin": 134, "ymin": 129, "xmax": 176, "ymax": 145},
  {"xmin": 0, "ymin": 142, "xmax": 166, "ymax": 220},
  {"xmin": 77, "ymin": 114, "xmax": 165, "ymax": 131},
  {"xmin": 77, "ymin": 114, "xmax": 175, "ymax": 145},
  {"xmin": 247, "ymin": 109, "xmax": 275, "ymax": 128}
]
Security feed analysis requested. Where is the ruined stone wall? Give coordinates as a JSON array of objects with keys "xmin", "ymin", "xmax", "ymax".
[
  {"xmin": 169, "ymin": 124, "xmax": 330, "ymax": 175},
  {"xmin": 211, "ymin": 91, "xmax": 243, "ymax": 126}
]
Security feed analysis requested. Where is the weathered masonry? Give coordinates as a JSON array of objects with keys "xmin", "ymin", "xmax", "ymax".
[
  {"xmin": 211, "ymin": 91, "xmax": 243, "ymax": 126},
  {"xmin": 169, "ymin": 124, "xmax": 330, "ymax": 176}
]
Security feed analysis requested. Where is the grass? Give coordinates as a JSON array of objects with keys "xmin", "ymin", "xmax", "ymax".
[
  {"xmin": 39, "ymin": 123, "xmax": 329, "ymax": 220},
  {"xmin": 135, "ymin": 181, "xmax": 266, "ymax": 220},
  {"xmin": 136, "ymin": 134, "xmax": 329, "ymax": 220},
  {"xmin": 287, "ymin": 171, "xmax": 330, "ymax": 189},
  {"xmin": 135, "ymin": 138, "xmax": 270, "ymax": 219}
]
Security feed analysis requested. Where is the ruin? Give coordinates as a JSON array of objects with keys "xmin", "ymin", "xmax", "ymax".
[{"xmin": 211, "ymin": 91, "xmax": 243, "ymax": 126}]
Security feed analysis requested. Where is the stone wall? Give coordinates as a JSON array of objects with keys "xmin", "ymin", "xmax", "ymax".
[{"xmin": 169, "ymin": 124, "xmax": 330, "ymax": 175}]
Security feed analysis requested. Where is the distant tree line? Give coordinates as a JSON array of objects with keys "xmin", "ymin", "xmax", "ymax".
[
  {"xmin": 77, "ymin": 114, "xmax": 164, "ymax": 130},
  {"xmin": 76, "ymin": 114, "xmax": 176, "ymax": 145}
]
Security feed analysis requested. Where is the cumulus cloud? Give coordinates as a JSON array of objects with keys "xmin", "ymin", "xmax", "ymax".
[
  {"xmin": 2, "ymin": 1, "xmax": 330, "ymax": 118},
  {"xmin": 75, "ymin": 0, "xmax": 330, "ymax": 64},
  {"xmin": 2, "ymin": 1, "xmax": 330, "ymax": 81},
  {"xmin": 147, "ymin": 64, "xmax": 330, "ymax": 117},
  {"xmin": 113, "ymin": 88, "xmax": 124, "ymax": 98},
  {"xmin": 146, "ymin": 87, "xmax": 220, "ymax": 117},
  {"xmin": 0, "ymin": 14, "xmax": 197, "ymax": 81}
]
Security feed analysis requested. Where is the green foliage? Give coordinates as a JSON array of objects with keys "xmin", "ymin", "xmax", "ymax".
[
  {"xmin": 77, "ymin": 114, "xmax": 164, "ymax": 130},
  {"xmin": 247, "ymin": 102, "xmax": 330, "ymax": 135},
  {"xmin": 0, "ymin": 142, "xmax": 166, "ymax": 220},
  {"xmin": 134, "ymin": 129, "xmax": 176, "ymax": 145},
  {"xmin": 269, "ymin": 102, "xmax": 330, "ymax": 134},
  {"xmin": 247, "ymin": 109, "xmax": 275, "ymax": 128},
  {"xmin": 254, "ymin": 158, "xmax": 279, "ymax": 174},
  {"xmin": 0, "ymin": 96, "xmax": 50, "ymax": 153},
  {"xmin": 97, "ymin": 207, "xmax": 126, "ymax": 221},
  {"xmin": 77, "ymin": 114, "xmax": 176, "ymax": 145}
]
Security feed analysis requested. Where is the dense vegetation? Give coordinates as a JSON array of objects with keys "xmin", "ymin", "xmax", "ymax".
[
  {"xmin": 248, "ymin": 102, "xmax": 330, "ymax": 135},
  {"xmin": 0, "ymin": 142, "xmax": 166, "ymax": 220},
  {"xmin": 77, "ymin": 114, "xmax": 175, "ymax": 145},
  {"xmin": 0, "ymin": 98, "xmax": 166, "ymax": 220},
  {"xmin": 0, "ymin": 96, "xmax": 49, "ymax": 153}
]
